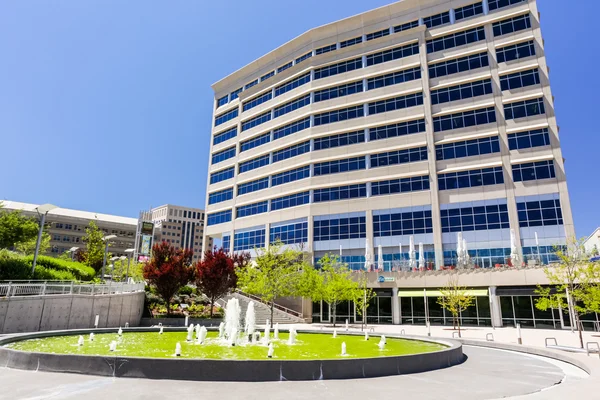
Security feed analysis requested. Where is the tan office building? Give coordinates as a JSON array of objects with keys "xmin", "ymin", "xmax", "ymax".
[
  {"xmin": 1, "ymin": 200, "xmax": 137, "ymax": 256},
  {"xmin": 203, "ymin": 0, "xmax": 574, "ymax": 271}
]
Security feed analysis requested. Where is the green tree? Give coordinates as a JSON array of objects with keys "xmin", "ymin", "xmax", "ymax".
[
  {"xmin": 535, "ymin": 239, "xmax": 600, "ymax": 348},
  {"xmin": 236, "ymin": 240, "xmax": 308, "ymax": 327},
  {"xmin": 437, "ymin": 275, "xmax": 476, "ymax": 337},
  {"xmin": 353, "ymin": 270, "xmax": 376, "ymax": 331},
  {"xmin": 311, "ymin": 254, "xmax": 360, "ymax": 327},
  {"xmin": 111, "ymin": 258, "xmax": 144, "ymax": 282},
  {"xmin": 82, "ymin": 221, "xmax": 107, "ymax": 273},
  {"xmin": 15, "ymin": 231, "xmax": 51, "ymax": 255},
  {"xmin": 0, "ymin": 209, "xmax": 40, "ymax": 250}
]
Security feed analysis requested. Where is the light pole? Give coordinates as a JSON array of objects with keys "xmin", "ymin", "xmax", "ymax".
[
  {"xmin": 68, "ymin": 246, "xmax": 79, "ymax": 261},
  {"xmin": 124, "ymin": 248, "xmax": 135, "ymax": 282},
  {"xmin": 101, "ymin": 235, "xmax": 117, "ymax": 281},
  {"xmin": 110, "ymin": 256, "xmax": 120, "ymax": 280},
  {"xmin": 31, "ymin": 204, "xmax": 58, "ymax": 276}
]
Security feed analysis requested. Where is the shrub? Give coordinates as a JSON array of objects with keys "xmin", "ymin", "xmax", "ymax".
[
  {"xmin": 0, "ymin": 249, "xmax": 30, "ymax": 280},
  {"xmin": 33, "ymin": 265, "xmax": 78, "ymax": 281},
  {"xmin": 24, "ymin": 255, "xmax": 95, "ymax": 281},
  {"xmin": 178, "ymin": 285, "xmax": 194, "ymax": 296}
]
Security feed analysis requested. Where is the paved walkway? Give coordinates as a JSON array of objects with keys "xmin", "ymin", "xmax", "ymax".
[{"xmin": 0, "ymin": 324, "xmax": 598, "ymax": 400}]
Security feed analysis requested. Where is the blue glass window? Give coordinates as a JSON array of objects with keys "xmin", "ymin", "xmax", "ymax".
[
  {"xmin": 373, "ymin": 209, "xmax": 433, "ymax": 237},
  {"xmin": 493, "ymin": 14, "xmax": 531, "ymax": 37},
  {"xmin": 371, "ymin": 175, "xmax": 430, "ymax": 196},
  {"xmin": 433, "ymin": 106, "xmax": 496, "ymax": 132},
  {"xmin": 271, "ymin": 192, "xmax": 310, "ymax": 211},
  {"xmin": 210, "ymin": 167, "xmax": 235, "ymax": 184},
  {"xmin": 240, "ymin": 132, "xmax": 270, "ymax": 152},
  {"xmin": 340, "ymin": 37, "xmax": 362, "ymax": 48},
  {"xmin": 394, "ymin": 20, "xmax": 419, "ymax": 33},
  {"xmin": 500, "ymin": 68, "xmax": 540, "ymax": 91},
  {"xmin": 213, "ymin": 127, "xmax": 237, "ymax": 146},
  {"xmin": 238, "ymin": 154, "xmax": 270, "ymax": 174},
  {"xmin": 367, "ymin": 67, "xmax": 421, "ymax": 90},
  {"xmin": 423, "ymin": 11, "xmax": 450, "ymax": 28},
  {"xmin": 236, "ymin": 201, "xmax": 268, "ymax": 218},
  {"xmin": 512, "ymin": 160, "xmax": 555, "ymax": 182},
  {"xmin": 438, "ymin": 167, "xmax": 504, "ymax": 190},
  {"xmin": 366, "ymin": 42, "xmax": 419, "ymax": 66},
  {"xmin": 234, "ymin": 228, "xmax": 265, "ymax": 251},
  {"xmin": 314, "ymin": 105, "xmax": 364, "ymax": 126},
  {"xmin": 508, "ymin": 128, "xmax": 550, "ymax": 150},
  {"xmin": 271, "ymin": 166, "xmax": 310, "ymax": 187},
  {"xmin": 207, "ymin": 210, "xmax": 232, "ymax": 226},
  {"xmin": 314, "ymin": 216, "xmax": 366, "ymax": 241},
  {"xmin": 489, "ymin": 0, "xmax": 527, "ymax": 12},
  {"xmin": 368, "ymin": 92, "xmax": 423, "ymax": 114},
  {"xmin": 241, "ymin": 111, "xmax": 271, "ymax": 132},
  {"xmin": 315, "ymin": 44, "xmax": 336, "ymax": 55},
  {"xmin": 243, "ymin": 92, "xmax": 272, "ymax": 112},
  {"xmin": 274, "ymin": 94, "xmax": 311, "ymax": 118},
  {"xmin": 428, "ymin": 52, "xmax": 488, "ymax": 78},
  {"xmin": 277, "ymin": 61, "xmax": 293, "ymax": 73},
  {"xmin": 517, "ymin": 196, "xmax": 563, "ymax": 227},
  {"xmin": 222, "ymin": 235, "xmax": 230, "ymax": 251},
  {"xmin": 504, "ymin": 97, "xmax": 545, "ymax": 120},
  {"xmin": 441, "ymin": 203, "xmax": 509, "ymax": 233},
  {"xmin": 270, "ymin": 221, "xmax": 308, "ymax": 245},
  {"xmin": 496, "ymin": 40, "xmax": 536, "ymax": 63},
  {"xmin": 275, "ymin": 72, "xmax": 311, "ymax": 97},
  {"xmin": 261, "ymin": 71, "xmax": 275, "ymax": 82},
  {"xmin": 314, "ymin": 156, "xmax": 366, "ymax": 176},
  {"xmin": 313, "ymin": 184, "xmax": 367, "ymax": 202},
  {"xmin": 314, "ymin": 130, "xmax": 365, "ymax": 150},
  {"xmin": 211, "ymin": 146, "xmax": 236, "ymax": 165},
  {"xmin": 295, "ymin": 51, "xmax": 313, "ymax": 64},
  {"xmin": 371, "ymin": 146, "xmax": 428, "ymax": 167},
  {"xmin": 455, "ymin": 2, "xmax": 484, "ymax": 21},
  {"xmin": 431, "ymin": 79, "xmax": 493, "ymax": 105},
  {"xmin": 272, "ymin": 141, "xmax": 310, "ymax": 163},
  {"xmin": 370, "ymin": 119, "xmax": 426, "ymax": 141},
  {"xmin": 217, "ymin": 95, "xmax": 229, "ymax": 107},
  {"xmin": 436, "ymin": 136, "xmax": 500, "ymax": 160},
  {"xmin": 273, "ymin": 117, "xmax": 310, "ymax": 140},
  {"xmin": 427, "ymin": 26, "xmax": 485, "ymax": 53},
  {"xmin": 314, "ymin": 81, "xmax": 363, "ymax": 102},
  {"xmin": 245, "ymin": 79, "xmax": 258, "ymax": 90},
  {"xmin": 237, "ymin": 177, "xmax": 269, "ymax": 196},
  {"xmin": 214, "ymin": 109, "xmax": 238, "ymax": 127},
  {"xmin": 366, "ymin": 28, "xmax": 390, "ymax": 41},
  {"xmin": 208, "ymin": 188, "xmax": 233, "ymax": 205},
  {"xmin": 314, "ymin": 58, "xmax": 362, "ymax": 80},
  {"xmin": 230, "ymin": 88, "xmax": 243, "ymax": 101}
]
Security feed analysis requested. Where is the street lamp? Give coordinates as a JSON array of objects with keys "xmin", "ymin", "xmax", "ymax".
[
  {"xmin": 101, "ymin": 235, "xmax": 117, "ymax": 281},
  {"xmin": 31, "ymin": 204, "xmax": 58, "ymax": 276},
  {"xmin": 124, "ymin": 248, "xmax": 135, "ymax": 282},
  {"xmin": 110, "ymin": 256, "xmax": 120, "ymax": 280},
  {"xmin": 68, "ymin": 246, "xmax": 79, "ymax": 261}
]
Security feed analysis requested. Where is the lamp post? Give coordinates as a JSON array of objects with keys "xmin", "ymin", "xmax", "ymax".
[
  {"xmin": 31, "ymin": 204, "xmax": 58, "ymax": 276},
  {"xmin": 68, "ymin": 246, "xmax": 79, "ymax": 261},
  {"xmin": 124, "ymin": 248, "xmax": 135, "ymax": 282},
  {"xmin": 110, "ymin": 256, "xmax": 119, "ymax": 279},
  {"xmin": 101, "ymin": 235, "xmax": 117, "ymax": 281}
]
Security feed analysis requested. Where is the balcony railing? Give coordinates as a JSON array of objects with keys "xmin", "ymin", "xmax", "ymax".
[{"xmin": 0, "ymin": 281, "xmax": 145, "ymax": 297}]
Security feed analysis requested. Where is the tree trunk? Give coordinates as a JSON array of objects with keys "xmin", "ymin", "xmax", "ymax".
[
  {"xmin": 270, "ymin": 301, "xmax": 274, "ymax": 328},
  {"xmin": 166, "ymin": 299, "xmax": 171, "ymax": 316},
  {"xmin": 209, "ymin": 296, "xmax": 214, "ymax": 318},
  {"xmin": 574, "ymin": 310, "xmax": 584, "ymax": 349},
  {"xmin": 332, "ymin": 302, "xmax": 337, "ymax": 327},
  {"xmin": 457, "ymin": 316, "xmax": 461, "ymax": 338}
]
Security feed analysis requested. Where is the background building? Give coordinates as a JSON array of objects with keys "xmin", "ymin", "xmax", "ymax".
[
  {"xmin": 1, "ymin": 200, "xmax": 137, "ymax": 256},
  {"xmin": 203, "ymin": 0, "xmax": 574, "ymax": 271},
  {"xmin": 137, "ymin": 204, "xmax": 211, "ymax": 262}
]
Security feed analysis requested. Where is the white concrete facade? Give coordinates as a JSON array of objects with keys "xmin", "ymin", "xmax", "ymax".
[{"xmin": 203, "ymin": 0, "xmax": 574, "ymax": 269}]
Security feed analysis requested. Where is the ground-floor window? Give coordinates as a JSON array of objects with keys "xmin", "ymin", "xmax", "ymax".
[{"xmin": 400, "ymin": 296, "xmax": 491, "ymax": 326}]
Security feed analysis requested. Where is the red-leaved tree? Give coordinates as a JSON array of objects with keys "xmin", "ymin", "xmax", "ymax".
[
  {"xmin": 195, "ymin": 247, "xmax": 250, "ymax": 318},
  {"xmin": 143, "ymin": 242, "xmax": 193, "ymax": 315}
]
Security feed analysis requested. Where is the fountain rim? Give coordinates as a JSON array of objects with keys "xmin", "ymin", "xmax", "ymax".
[{"xmin": 0, "ymin": 327, "xmax": 458, "ymax": 362}]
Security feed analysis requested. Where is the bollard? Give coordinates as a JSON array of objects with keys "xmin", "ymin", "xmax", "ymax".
[
  {"xmin": 517, "ymin": 323, "xmax": 522, "ymax": 345},
  {"xmin": 184, "ymin": 316, "xmax": 189, "ymax": 327},
  {"xmin": 94, "ymin": 314, "xmax": 100, "ymax": 329}
]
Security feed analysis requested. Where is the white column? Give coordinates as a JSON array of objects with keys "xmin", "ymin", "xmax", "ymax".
[
  {"xmin": 489, "ymin": 286, "xmax": 503, "ymax": 328},
  {"xmin": 363, "ymin": 103, "xmax": 369, "ymax": 117},
  {"xmin": 365, "ymin": 128, "xmax": 370, "ymax": 142},
  {"xmin": 482, "ymin": 0, "xmax": 489, "ymax": 15},
  {"xmin": 366, "ymin": 182, "xmax": 372, "ymax": 197},
  {"xmin": 392, "ymin": 287, "xmax": 400, "ymax": 325},
  {"xmin": 361, "ymin": 55, "xmax": 367, "ymax": 68},
  {"xmin": 418, "ymin": 17, "xmax": 424, "ymax": 26},
  {"xmin": 449, "ymin": 8, "xmax": 456, "ymax": 24},
  {"xmin": 362, "ymin": 78, "xmax": 368, "ymax": 91}
]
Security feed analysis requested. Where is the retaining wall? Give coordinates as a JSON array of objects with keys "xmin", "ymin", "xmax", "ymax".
[{"xmin": 0, "ymin": 292, "xmax": 145, "ymax": 334}]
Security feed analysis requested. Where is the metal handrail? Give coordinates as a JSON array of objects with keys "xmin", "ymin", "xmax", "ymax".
[
  {"xmin": 0, "ymin": 281, "xmax": 145, "ymax": 297},
  {"xmin": 234, "ymin": 290, "xmax": 303, "ymax": 318}
]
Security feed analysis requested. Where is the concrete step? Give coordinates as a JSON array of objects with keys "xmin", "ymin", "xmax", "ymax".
[{"xmin": 218, "ymin": 293, "xmax": 305, "ymax": 325}]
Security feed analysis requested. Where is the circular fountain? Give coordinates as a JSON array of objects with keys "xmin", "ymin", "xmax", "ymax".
[{"xmin": 0, "ymin": 299, "xmax": 463, "ymax": 381}]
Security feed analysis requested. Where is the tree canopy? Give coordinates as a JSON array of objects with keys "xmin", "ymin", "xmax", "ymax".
[
  {"xmin": 437, "ymin": 275, "xmax": 475, "ymax": 337},
  {"xmin": 0, "ymin": 209, "xmax": 40, "ymax": 250},
  {"xmin": 81, "ymin": 220, "xmax": 107, "ymax": 273}
]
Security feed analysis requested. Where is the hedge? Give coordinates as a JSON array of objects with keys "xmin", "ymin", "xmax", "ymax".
[
  {"xmin": 33, "ymin": 265, "xmax": 78, "ymax": 281},
  {"xmin": 0, "ymin": 249, "xmax": 31, "ymax": 280},
  {"xmin": 24, "ymin": 255, "xmax": 95, "ymax": 281}
]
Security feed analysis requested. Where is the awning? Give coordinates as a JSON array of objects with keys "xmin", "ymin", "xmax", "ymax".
[{"xmin": 398, "ymin": 289, "xmax": 488, "ymax": 297}]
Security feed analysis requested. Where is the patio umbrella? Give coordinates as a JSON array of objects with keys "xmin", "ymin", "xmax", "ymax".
[
  {"xmin": 377, "ymin": 244, "xmax": 384, "ymax": 271},
  {"xmin": 510, "ymin": 229, "xmax": 519, "ymax": 266},
  {"xmin": 418, "ymin": 242, "xmax": 425, "ymax": 269},
  {"xmin": 409, "ymin": 236, "xmax": 416, "ymax": 269},
  {"xmin": 364, "ymin": 238, "xmax": 372, "ymax": 270}
]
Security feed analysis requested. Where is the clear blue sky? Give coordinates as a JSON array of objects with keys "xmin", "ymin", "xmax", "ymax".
[{"xmin": 1, "ymin": 1, "xmax": 598, "ymax": 237}]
